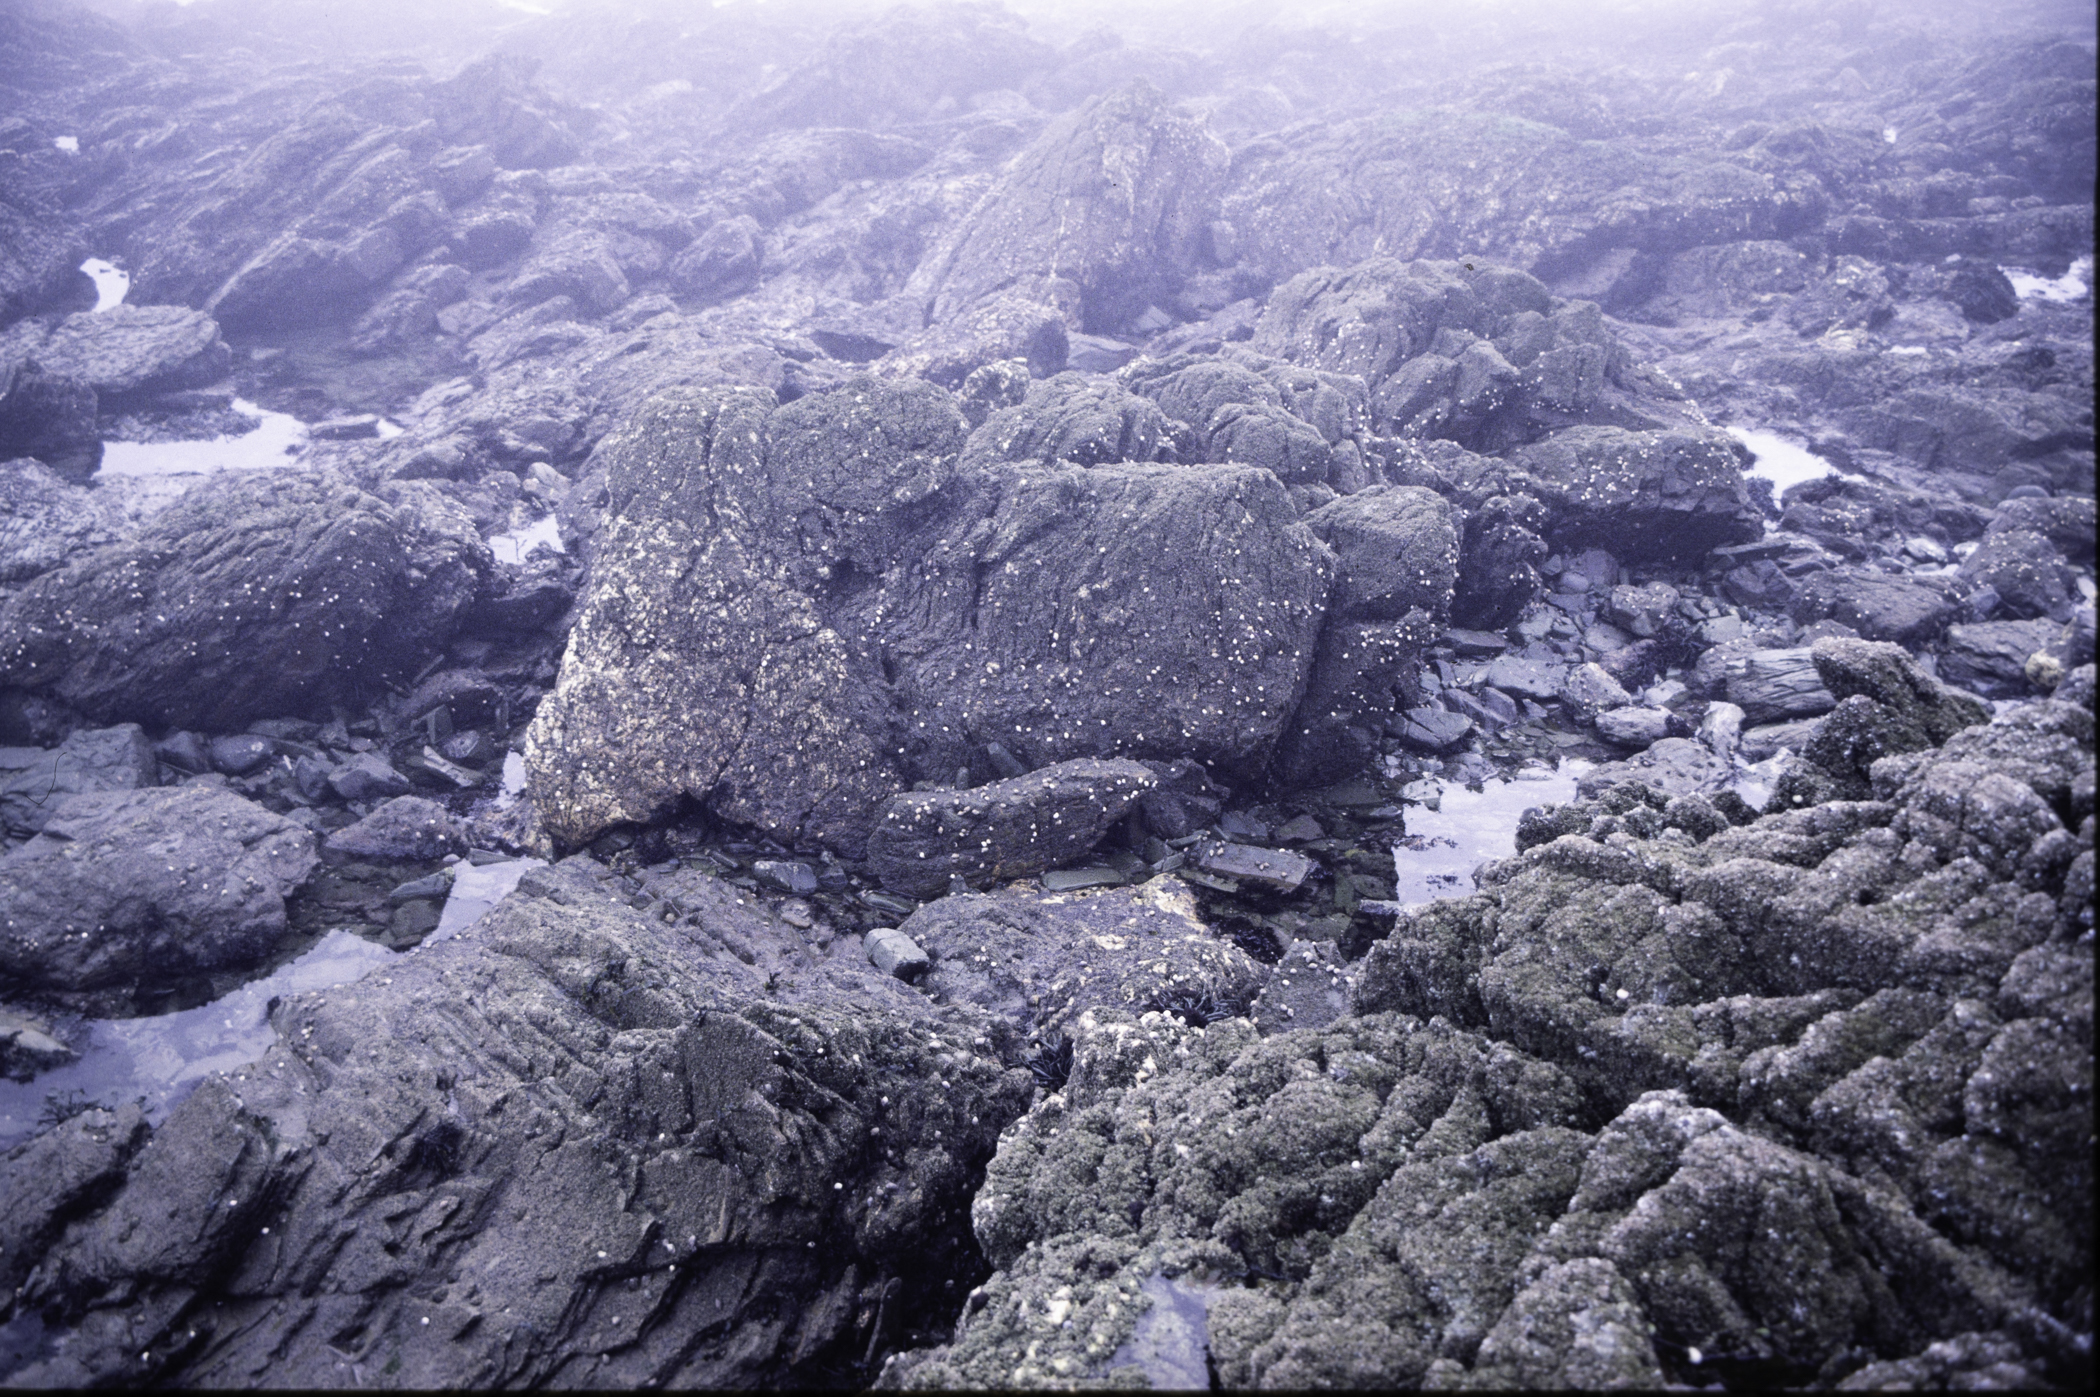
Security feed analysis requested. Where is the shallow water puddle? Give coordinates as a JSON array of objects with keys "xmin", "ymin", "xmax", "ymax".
[
  {"xmin": 98, "ymin": 397, "xmax": 309, "ymax": 477},
  {"xmin": 2003, "ymin": 254, "xmax": 2092, "ymax": 303},
  {"xmin": 79, "ymin": 257, "xmax": 129, "ymax": 311},
  {"xmin": 490, "ymin": 513, "xmax": 563, "ymax": 564},
  {"xmin": 1727, "ymin": 426, "xmax": 1843, "ymax": 495},
  {"xmin": 1391, "ymin": 761, "xmax": 1589, "ymax": 908},
  {"xmin": 0, "ymin": 860, "xmax": 542, "ymax": 1150}
]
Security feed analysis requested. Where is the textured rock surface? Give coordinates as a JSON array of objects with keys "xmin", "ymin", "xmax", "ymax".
[
  {"xmin": 0, "ymin": 470, "xmax": 489, "ymax": 730},
  {"xmin": 0, "ymin": 785, "xmax": 317, "ymax": 1003},
  {"xmin": 867, "ymin": 759, "xmax": 1157, "ymax": 900},
  {"xmin": 528, "ymin": 379, "xmax": 1333, "ymax": 854},
  {"xmin": 3, "ymin": 857, "xmax": 1035, "ymax": 1389},
  {"xmin": 0, "ymin": 304, "xmax": 229, "ymax": 400}
]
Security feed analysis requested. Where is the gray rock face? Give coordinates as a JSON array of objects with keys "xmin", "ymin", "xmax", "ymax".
[
  {"xmin": 1504, "ymin": 426, "xmax": 1765, "ymax": 564},
  {"xmin": 1726, "ymin": 646, "xmax": 1838, "ymax": 723},
  {"xmin": 0, "ymin": 470, "xmax": 490, "ymax": 730},
  {"xmin": 1791, "ymin": 567, "xmax": 1962, "ymax": 643},
  {"xmin": 866, "ymin": 759, "xmax": 1157, "ymax": 899},
  {"xmin": 904, "ymin": 878, "xmax": 1268, "ymax": 1041},
  {"xmin": 0, "ymin": 362, "xmax": 99, "ymax": 482},
  {"xmin": 0, "ymin": 785, "xmax": 317, "ymax": 1002},
  {"xmin": 528, "ymin": 379, "xmax": 1333, "ymax": 854},
  {"xmin": 893, "ymin": 688, "xmax": 2090, "ymax": 1390},
  {"xmin": 4, "ymin": 856, "xmax": 1035, "ymax": 1389},
  {"xmin": 1300, "ymin": 486, "xmax": 1458, "ymax": 622},
  {"xmin": 909, "ymin": 81, "xmax": 1229, "ymax": 333},
  {"xmin": 0, "ymin": 457, "xmax": 123, "ymax": 583},
  {"xmin": 0, "ymin": 722, "xmax": 156, "ymax": 837},
  {"xmin": 1941, "ymin": 619, "xmax": 2062, "ymax": 696},
  {"xmin": 0, "ymin": 304, "xmax": 228, "ymax": 401},
  {"xmin": 959, "ymin": 371, "xmax": 1173, "ymax": 470},
  {"xmin": 1959, "ymin": 528, "xmax": 2076, "ymax": 621},
  {"xmin": 324, "ymin": 794, "xmax": 468, "ymax": 861}
]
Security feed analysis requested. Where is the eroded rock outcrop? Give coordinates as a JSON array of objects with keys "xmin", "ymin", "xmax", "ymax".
[{"xmin": 0, "ymin": 469, "xmax": 490, "ymax": 729}]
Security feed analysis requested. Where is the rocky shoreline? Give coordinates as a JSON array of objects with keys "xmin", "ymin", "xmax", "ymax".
[{"xmin": 1, "ymin": 0, "xmax": 2092, "ymax": 1388}]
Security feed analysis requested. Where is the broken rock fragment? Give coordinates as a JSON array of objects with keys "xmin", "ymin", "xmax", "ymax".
[{"xmin": 866, "ymin": 759, "xmax": 1157, "ymax": 899}]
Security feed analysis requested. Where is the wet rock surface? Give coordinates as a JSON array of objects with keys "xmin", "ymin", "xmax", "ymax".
[{"xmin": 0, "ymin": 0, "xmax": 2092, "ymax": 1388}]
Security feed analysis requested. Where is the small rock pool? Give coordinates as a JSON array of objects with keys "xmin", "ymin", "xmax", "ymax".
[
  {"xmin": 1390, "ymin": 761, "xmax": 1590, "ymax": 907},
  {"xmin": 0, "ymin": 860, "xmax": 543, "ymax": 1151}
]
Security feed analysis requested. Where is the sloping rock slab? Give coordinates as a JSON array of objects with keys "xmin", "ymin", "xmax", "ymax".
[
  {"xmin": 867, "ymin": 759, "xmax": 1156, "ymax": 899},
  {"xmin": 8, "ymin": 857, "xmax": 1035, "ymax": 1389}
]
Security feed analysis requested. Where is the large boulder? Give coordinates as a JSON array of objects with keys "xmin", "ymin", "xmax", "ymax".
[
  {"xmin": 4, "ymin": 856, "xmax": 1034, "ymax": 1389},
  {"xmin": 0, "ymin": 785, "xmax": 317, "ymax": 1005},
  {"xmin": 528, "ymin": 379, "xmax": 1334, "ymax": 855},
  {"xmin": 959, "ymin": 372, "xmax": 1173, "ymax": 470},
  {"xmin": 907, "ymin": 81, "xmax": 1229, "ymax": 333},
  {"xmin": 0, "ymin": 304, "xmax": 228, "ymax": 401},
  {"xmin": 0, "ymin": 470, "xmax": 490, "ymax": 730},
  {"xmin": 1504, "ymin": 426, "xmax": 1765, "ymax": 564},
  {"xmin": 1301, "ymin": 486, "xmax": 1459, "ymax": 621}
]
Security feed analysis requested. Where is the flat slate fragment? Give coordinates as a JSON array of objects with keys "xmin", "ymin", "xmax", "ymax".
[{"xmin": 1195, "ymin": 840, "xmax": 1313, "ymax": 891}]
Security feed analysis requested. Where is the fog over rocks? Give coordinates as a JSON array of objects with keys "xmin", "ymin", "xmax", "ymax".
[{"xmin": 0, "ymin": 0, "xmax": 2092, "ymax": 1389}]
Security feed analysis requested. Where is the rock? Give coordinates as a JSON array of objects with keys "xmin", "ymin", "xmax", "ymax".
[
  {"xmin": 0, "ymin": 304, "xmax": 228, "ymax": 401},
  {"xmin": 865, "ymin": 759, "xmax": 1157, "ymax": 899},
  {"xmin": 1246, "ymin": 939, "xmax": 1351, "ymax": 1036},
  {"xmin": 1195, "ymin": 840, "xmax": 1313, "ymax": 891},
  {"xmin": 667, "ymin": 214, "xmax": 762, "ymax": 302},
  {"xmin": 909, "ymin": 81, "xmax": 1229, "ymax": 332},
  {"xmin": 5, "ymin": 857, "xmax": 1033, "ymax": 1389},
  {"xmin": 864, "ymin": 926, "xmax": 931, "ymax": 981},
  {"xmin": 1576, "ymin": 735, "xmax": 1736, "ymax": 798},
  {"xmin": 207, "ymin": 733, "xmax": 274, "ymax": 776},
  {"xmin": 1505, "ymin": 427, "xmax": 1765, "ymax": 565},
  {"xmin": 878, "ymin": 293, "xmax": 1069, "ymax": 387},
  {"xmin": 0, "ymin": 1004, "xmax": 75, "ymax": 1080},
  {"xmin": 1605, "ymin": 581, "xmax": 1680, "ymax": 638},
  {"xmin": 1596, "ymin": 706, "xmax": 1676, "ymax": 748},
  {"xmin": 324, "ymin": 795, "xmax": 468, "ymax": 861},
  {"xmin": 1810, "ymin": 637, "xmax": 1990, "ymax": 749},
  {"xmin": 0, "ymin": 471, "xmax": 490, "ymax": 730},
  {"xmin": 1957, "ymin": 529, "xmax": 2075, "ymax": 621},
  {"xmin": 0, "ymin": 785, "xmax": 317, "ymax": 1002},
  {"xmin": 907, "ymin": 879, "xmax": 1267, "ymax": 1042},
  {"xmin": 959, "ymin": 372, "xmax": 1173, "ymax": 469},
  {"xmin": 326, "ymin": 751, "xmax": 413, "ymax": 802},
  {"xmin": 1301, "ymin": 486, "xmax": 1459, "ymax": 621},
  {"xmin": 1942, "ymin": 258, "xmax": 2020, "ymax": 323},
  {"xmin": 0, "ymin": 457, "xmax": 123, "ymax": 583},
  {"xmin": 1789, "ymin": 568, "xmax": 1962, "ymax": 643},
  {"xmin": 1941, "ymin": 619, "xmax": 2063, "ymax": 696},
  {"xmin": 752, "ymin": 859, "xmax": 819, "ymax": 896},
  {"xmin": 0, "ymin": 1104, "xmax": 150, "ymax": 1296},
  {"xmin": 1484, "ymin": 652, "xmax": 1566, "ymax": 700},
  {"xmin": 529, "ymin": 381, "xmax": 1333, "ymax": 855},
  {"xmin": 1451, "ymin": 492, "xmax": 1550, "ymax": 629},
  {"xmin": 0, "ymin": 362, "xmax": 99, "ymax": 482},
  {"xmin": 0, "ymin": 723, "xmax": 156, "ymax": 837},
  {"xmin": 957, "ymin": 358, "xmax": 1032, "ymax": 428},
  {"xmin": 1986, "ymin": 495, "xmax": 2096, "ymax": 565},
  {"xmin": 1560, "ymin": 661, "xmax": 1635, "ymax": 718},
  {"xmin": 1726, "ymin": 647, "xmax": 1838, "ymax": 723},
  {"xmin": 1394, "ymin": 706, "xmax": 1474, "ymax": 753}
]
